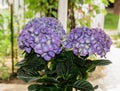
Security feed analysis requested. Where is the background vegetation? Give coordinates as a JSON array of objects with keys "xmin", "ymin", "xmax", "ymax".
[{"xmin": 104, "ymin": 13, "xmax": 119, "ymax": 30}]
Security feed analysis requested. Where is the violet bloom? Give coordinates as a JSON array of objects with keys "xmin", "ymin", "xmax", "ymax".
[
  {"xmin": 18, "ymin": 17, "xmax": 66, "ymax": 61},
  {"xmin": 92, "ymin": 28, "xmax": 112, "ymax": 57},
  {"xmin": 62, "ymin": 27, "xmax": 112, "ymax": 57}
]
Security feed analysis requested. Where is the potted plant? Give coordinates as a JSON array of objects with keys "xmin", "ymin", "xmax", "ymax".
[{"xmin": 16, "ymin": 17, "xmax": 112, "ymax": 91}]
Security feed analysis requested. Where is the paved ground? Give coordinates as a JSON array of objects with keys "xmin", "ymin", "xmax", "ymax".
[
  {"xmin": 91, "ymin": 45, "xmax": 120, "ymax": 91},
  {"xmin": 0, "ymin": 84, "xmax": 28, "ymax": 91},
  {"xmin": 0, "ymin": 45, "xmax": 120, "ymax": 91},
  {"xmin": 104, "ymin": 45, "xmax": 120, "ymax": 91}
]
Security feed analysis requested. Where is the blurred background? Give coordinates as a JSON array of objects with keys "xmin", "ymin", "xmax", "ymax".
[{"xmin": 0, "ymin": 0, "xmax": 120, "ymax": 91}]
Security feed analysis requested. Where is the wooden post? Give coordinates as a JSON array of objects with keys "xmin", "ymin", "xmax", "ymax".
[
  {"xmin": 114, "ymin": 0, "xmax": 120, "ymax": 15},
  {"xmin": 58, "ymin": 0, "xmax": 68, "ymax": 31},
  {"xmin": 114, "ymin": 0, "xmax": 120, "ymax": 32},
  {"xmin": 10, "ymin": 2, "xmax": 14, "ymax": 74}
]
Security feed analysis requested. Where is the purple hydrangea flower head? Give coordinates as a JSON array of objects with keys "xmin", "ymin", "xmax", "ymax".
[
  {"xmin": 62, "ymin": 27, "xmax": 112, "ymax": 57},
  {"xmin": 18, "ymin": 17, "xmax": 66, "ymax": 61},
  {"xmin": 91, "ymin": 28, "xmax": 112, "ymax": 57}
]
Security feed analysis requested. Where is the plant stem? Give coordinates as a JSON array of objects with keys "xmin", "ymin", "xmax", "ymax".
[{"xmin": 64, "ymin": 86, "xmax": 72, "ymax": 91}]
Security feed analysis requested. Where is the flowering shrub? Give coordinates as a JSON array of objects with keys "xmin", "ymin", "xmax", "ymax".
[{"xmin": 17, "ymin": 17, "xmax": 112, "ymax": 91}]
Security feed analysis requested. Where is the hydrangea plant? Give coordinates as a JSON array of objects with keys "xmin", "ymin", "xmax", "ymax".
[{"xmin": 16, "ymin": 17, "xmax": 112, "ymax": 91}]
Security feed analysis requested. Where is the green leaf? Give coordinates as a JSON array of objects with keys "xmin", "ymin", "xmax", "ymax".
[
  {"xmin": 24, "ymin": 11, "xmax": 34, "ymax": 18},
  {"xmin": 79, "ymin": 68, "xmax": 88, "ymax": 79},
  {"xmin": 55, "ymin": 50, "xmax": 75, "ymax": 76},
  {"xmin": 109, "ymin": 0, "xmax": 114, "ymax": 3},
  {"xmin": 28, "ymin": 84, "xmax": 41, "ymax": 91},
  {"xmin": 56, "ymin": 58, "xmax": 74, "ymax": 76},
  {"xmin": 79, "ymin": 0, "xmax": 84, "ymax": 4},
  {"xmin": 16, "ymin": 59, "xmax": 26, "ymax": 67},
  {"xmin": 28, "ymin": 84, "xmax": 63, "ymax": 91},
  {"xmin": 101, "ymin": 0, "xmax": 109, "ymax": 5},
  {"xmin": 92, "ymin": 5, "xmax": 100, "ymax": 14},
  {"xmin": 85, "ymin": 0, "xmax": 93, "ymax": 4},
  {"xmin": 37, "ymin": 77, "xmax": 59, "ymax": 84},
  {"xmin": 94, "ymin": 85, "xmax": 98, "ymax": 89},
  {"xmin": 16, "ymin": 51, "xmax": 46, "ymax": 71},
  {"xmin": 83, "ymin": 60, "xmax": 96, "ymax": 72},
  {"xmin": 101, "ymin": 9, "xmax": 107, "ymax": 15},
  {"xmin": 86, "ymin": 64, "xmax": 96, "ymax": 72},
  {"xmin": 56, "ymin": 62, "xmax": 66, "ymax": 75},
  {"xmin": 92, "ymin": 59, "xmax": 112, "ymax": 66},
  {"xmin": 64, "ymin": 85, "xmax": 72, "ymax": 91},
  {"xmin": 73, "ymin": 80, "xmax": 94, "ymax": 91},
  {"xmin": 73, "ymin": 57, "xmax": 84, "ymax": 66},
  {"xmin": 17, "ymin": 67, "xmax": 40, "ymax": 82},
  {"xmin": 0, "ymin": 14, "xmax": 4, "ymax": 23},
  {"xmin": 17, "ymin": 76, "xmax": 40, "ymax": 83},
  {"xmin": 51, "ymin": 11, "xmax": 57, "ymax": 17}
]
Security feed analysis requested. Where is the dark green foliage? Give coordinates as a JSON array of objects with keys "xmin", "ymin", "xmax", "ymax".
[
  {"xmin": 17, "ymin": 75, "xmax": 40, "ymax": 83},
  {"xmin": 16, "ymin": 50, "xmax": 47, "ymax": 71},
  {"xmin": 28, "ymin": 84, "xmax": 62, "ymax": 91},
  {"xmin": 17, "ymin": 50, "xmax": 111, "ymax": 91},
  {"xmin": 73, "ymin": 80, "xmax": 94, "ymax": 91},
  {"xmin": 92, "ymin": 59, "xmax": 112, "ymax": 66}
]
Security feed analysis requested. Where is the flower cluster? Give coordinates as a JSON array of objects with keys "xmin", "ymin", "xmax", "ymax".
[
  {"xmin": 18, "ymin": 17, "xmax": 66, "ymax": 61},
  {"xmin": 62, "ymin": 27, "xmax": 112, "ymax": 57},
  {"xmin": 18, "ymin": 17, "xmax": 112, "ymax": 61}
]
